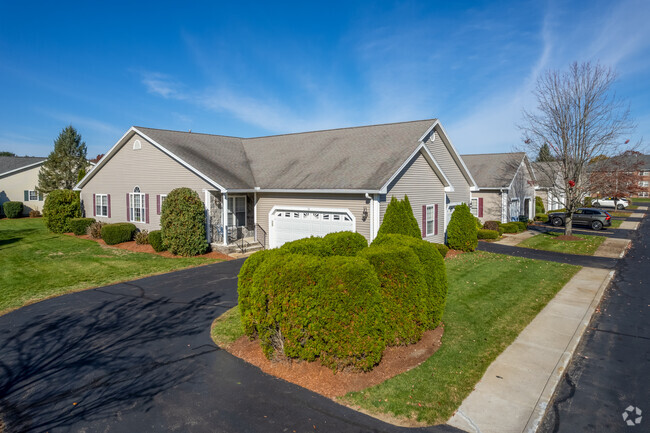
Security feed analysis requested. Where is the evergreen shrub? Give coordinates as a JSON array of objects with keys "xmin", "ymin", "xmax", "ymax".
[
  {"xmin": 535, "ymin": 213, "xmax": 549, "ymax": 222},
  {"xmin": 432, "ymin": 242, "xmax": 449, "ymax": 258},
  {"xmin": 148, "ymin": 230, "xmax": 165, "ymax": 252},
  {"xmin": 68, "ymin": 217, "xmax": 95, "ymax": 235},
  {"xmin": 535, "ymin": 196, "xmax": 546, "ymax": 214},
  {"xmin": 446, "ymin": 203, "xmax": 478, "ymax": 251},
  {"xmin": 101, "ymin": 223, "xmax": 136, "ymax": 245},
  {"xmin": 160, "ymin": 187, "xmax": 208, "ymax": 256},
  {"xmin": 477, "ymin": 229, "xmax": 499, "ymax": 240},
  {"xmin": 322, "ymin": 231, "xmax": 367, "ymax": 256},
  {"xmin": 376, "ymin": 195, "xmax": 422, "ymax": 239},
  {"xmin": 500, "ymin": 222, "xmax": 521, "ymax": 233},
  {"xmin": 3, "ymin": 201, "xmax": 23, "ymax": 218},
  {"xmin": 280, "ymin": 236, "xmax": 330, "ymax": 257},
  {"xmin": 42, "ymin": 189, "xmax": 81, "ymax": 233},
  {"xmin": 515, "ymin": 221, "xmax": 527, "ymax": 231}
]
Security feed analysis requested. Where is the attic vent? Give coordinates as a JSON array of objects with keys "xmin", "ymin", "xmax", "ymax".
[
  {"xmin": 133, "ymin": 139, "xmax": 141, "ymax": 150},
  {"xmin": 429, "ymin": 132, "xmax": 436, "ymax": 142}
]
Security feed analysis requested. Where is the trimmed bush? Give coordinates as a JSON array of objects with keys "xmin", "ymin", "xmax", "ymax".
[
  {"xmin": 432, "ymin": 242, "xmax": 449, "ymax": 258},
  {"xmin": 371, "ymin": 234, "xmax": 448, "ymax": 328},
  {"xmin": 475, "ymin": 216, "xmax": 483, "ymax": 229},
  {"xmin": 280, "ymin": 236, "xmax": 330, "ymax": 256},
  {"xmin": 87, "ymin": 221, "xmax": 104, "ymax": 239},
  {"xmin": 500, "ymin": 222, "xmax": 520, "ymax": 233},
  {"xmin": 3, "ymin": 201, "xmax": 23, "ymax": 218},
  {"xmin": 515, "ymin": 221, "xmax": 527, "ymax": 231},
  {"xmin": 322, "ymin": 231, "xmax": 367, "ymax": 256},
  {"xmin": 160, "ymin": 187, "xmax": 208, "ymax": 256},
  {"xmin": 245, "ymin": 252, "xmax": 387, "ymax": 371},
  {"xmin": 446, "ymin": 203, "xmax": 478, "ymax": 252},
  {"xmin": 483, "ymin": 220, "xmax": 500, "ymax": 231},
  {"xmin": 135, "ymin": 230, "xmax": 149, "ymax": 245},
  {"xmin": 535, "ymin": 196, "xmax": 545, "ymax": 214},
  {"xmin": 359, "ymin": 245, "xmax": 428, "ymax": 345},
  {"xmin": 149, "ymin": 230, "xmax": 165, "ymax": 252},
  {"xmin": 548, "ymin": 208, "xmax": 567, "ymax": 215},
  {"xmin": 101, "ymin": 223, "xmax": 136, "ymax": 245},
  {"xmin": 42, "ymin": 189, "xmax": 81, "ymax": 233},
  {"xmin": 477, "ymin": 229, "xmax": 499, "ymax": 240},
  {"xmin": 377, "ymin": 195, "xmax": 422, "ymax": 239},
  {"xmin": 69, "ymin": 217, "xmax": 95, "ymax": 235},
  {"xmin": 29, "ymin": 209, "xmax": 41, "ymax": 218},
  {"xmin": 535, "ymin": 213, "xmax": 549, "ymax": 222},
  {"xmin": 238, "ymin": 249, "xmax": 276, "ymax": 336}
]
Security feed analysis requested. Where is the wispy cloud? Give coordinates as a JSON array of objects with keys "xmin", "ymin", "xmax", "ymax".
[
  {"xmin": 141, "ymin": 72, "xmax": 185, "ymax": 99},
  {"xmin": 41, "ymin": 111, "xmax": 123, "ymax": 137}
]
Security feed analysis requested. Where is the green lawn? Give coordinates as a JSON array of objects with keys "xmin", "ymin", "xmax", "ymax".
[
  {"xmin": 610, "ymin": 219, "xmax": 623, "ymax": 228},
  {"xmin": 632, "ymin": 197, "xmax": 650, "ymax": 202},
  {"xmin": 0, "ymin": 218, "xmax": 218, "ymax": 314},
  {"xmin": 610, "ymin": 211, "xmax": 632, "ymax": 218},
  {"xmin": 212, "ymin": 251, "xmax": 579, "ymax": 425},
  {"xmin": 517, "ymin": 232, "xmax": 605, "ymax": 255}
]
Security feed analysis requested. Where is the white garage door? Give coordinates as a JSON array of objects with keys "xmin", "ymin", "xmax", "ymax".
[{"xmin": 270, "ymin": 208, "xmax": 355, "ymax": 248}]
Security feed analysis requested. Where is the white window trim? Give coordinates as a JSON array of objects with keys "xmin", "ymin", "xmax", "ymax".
[
  {"xmin": 425, "ymin": 204, "xmax": 435, "ymax": 236},
  {"xmin": 28, "ymin": 190, "xmax": 38, "ymax": 201},
  {"xmin": 469, "ymin": 197, "xmax": 479, "ymax": 217},
  {"xmin": 227, "ymin": 195, "xmax": 247, "ymax": 227},
  {"xmin": 96, "ymin": 194, "xmax": 108, "ymax": 217},
  {"xmin": 130, "ymin": 187, "xmax": 146, "ymax": 223}
]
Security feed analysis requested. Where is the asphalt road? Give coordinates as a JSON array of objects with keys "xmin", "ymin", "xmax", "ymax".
[
  {"xmin": 0, "ymin": 259, "xmax": 461, "ymax": 433},
  {"xmin": 538, "ymin": 205, "xmax": 650, "ymax": 432}
]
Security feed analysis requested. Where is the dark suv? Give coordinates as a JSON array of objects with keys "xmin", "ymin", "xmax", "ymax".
[{"xmin": 548, "ymin": 208, "xmax": 612, "ymax": 230}]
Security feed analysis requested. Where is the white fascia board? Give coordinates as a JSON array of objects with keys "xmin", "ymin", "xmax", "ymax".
[
  {"xmin": 379, "ymin": 143, "xmax": 451, "ymax": 194},
  {"xmin": 426, "ymin": 120, "xmax": 479, "ymax": 189},
  {"xmin": 470, "ymin": 186, "xmax": 480, "ymax": 191},
  {"xmin": 226, "ymin": 188, "xmax": 380, "ymax": 194},
  {"xmin": 0, "ymin": 160, "xmax": 46, "ymax": 178}
]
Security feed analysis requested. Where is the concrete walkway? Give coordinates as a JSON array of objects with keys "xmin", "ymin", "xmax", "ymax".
[
  {"xmin": 593, "ymin": 238, "xmax": 631, "ymax": 258},
  {"xmin": 448, "ymin": 267, "xmax": 615, "ymax": 433},
  {"xmin": 494, "ymin": 230, "xmax": 537, "ymax": 246}
]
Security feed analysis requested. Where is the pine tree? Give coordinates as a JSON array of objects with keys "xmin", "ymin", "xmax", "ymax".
[
  {"xmin": 536, "ymin": 143, "xmax": 554, "ymax": 162},
  {"xmin": 38, "ymin": 126, "xmax": 89, "ymax": 193}
]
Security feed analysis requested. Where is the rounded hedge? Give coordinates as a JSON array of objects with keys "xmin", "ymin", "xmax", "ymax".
[
  {"xmin": 446, "ymin": 203, "xmax": 478, "ymax": 252},
  {"xmin": 69, "ymin": 217, "xmax": 96, "ymax": 235},
  {"xmin": 500, "ymin": 222, "xmax": 522, "ymax": 233},
  {"xmin": 280, "ymin": 236, "xmax": 330, "ymax": 256},
  {"xmin": 43, "ymin": 189, "xmax": 81, "ymax": 233},
  {"xmin": 377, "ymin": 195, "xmax": 422, "ymax": 239},
  {"xmin": 322, "ymin": 231, "xmax": 367, "ymax": 256},
  {"xmin": 535, "ymin": 196, "xmax": 545, "ymax": 214},
  {"xmin": 244, "ymin": 252, "xmax": 387, "ymax": 371},
  {"xmin": 372, "ymin": 234, "xmax": 448, "ymax": 328},
  {"xmin": 160, "ymin": 187, "xmax": 208, "ymax": 256},
  {"xmin": 149, "ymin": 230, "xmax": 165, "ymax": 252},
  {"xmin": 101, "ymin": 223, "xmax": 136, "ymax": 245},
  {"xmin": 477, "ymin": 228, "xmax": 499, "ymax": 240},
  {"xmin": 3, "ymin": 201, "xmax": 23, "ymax": 218},
  {"xmin": 432, "ymin": 242, "xmax": 449, "ymax": 258},
  {"xmin": 535, "ymin": 213, "xmax": 549, "ymax": 222}
]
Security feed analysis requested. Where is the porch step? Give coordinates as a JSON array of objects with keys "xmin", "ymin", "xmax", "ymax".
[{"xmin": 210, "ymin": 240, "xmax": 264, "ymax": 255}]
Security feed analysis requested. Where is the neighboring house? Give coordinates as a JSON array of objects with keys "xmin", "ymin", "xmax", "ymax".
[
  {"xmin": 0, "ymin": 156, "xmax": 46, "ymax": 216},
  {"xmin": 588, "ymin": 153, "xmax": 650, "ymax": 199},
  {"xmin": 461, "ymin": 152, "xmax": 537, "ymax": 223},
  {"xmin": 532, "ymin": 161, "xmax": 566, "ymax": 211},
  {"xmin": 75, "ymin": 119, "xmax": 477, "ymax": 250},
  {"xmin": 632, "ymin": 155, "xmax": 650, "ymax": 198}
]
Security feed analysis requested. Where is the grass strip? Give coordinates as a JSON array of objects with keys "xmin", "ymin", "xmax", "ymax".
[{"xmin": 517, "ymin": 232, "xmax": 605, "ymax": 255}]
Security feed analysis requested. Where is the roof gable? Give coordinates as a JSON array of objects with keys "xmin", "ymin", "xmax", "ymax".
[
  {"xmin": 461, "ymin": 152, "xmax": 528, "ymax": 189},
  {"xmin": 0, "ymin": 156, "xmax": 46, "ymax": 177}
]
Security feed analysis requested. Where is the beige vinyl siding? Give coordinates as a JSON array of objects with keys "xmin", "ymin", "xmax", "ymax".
[
  {"xmin": 472, "ymin": 190, "xmax": 503, "ymax": 223},
  {"xmin": 426, "ymin": 131, "xmax": 471, "ymax": 204},
  {"xmin": 256, "ymin": 192, "xmax": 371, "ymax": 243},
  {"xmin": 0, "ymin": 165, "xmax": 43, "ymax": 215},
  {"xmin": 379, "ymin": 153, "xmax": 445, "ymax": 244},
  {"xmin": 80, "ymin": 133, "xmax": 214, "ymax": 231}
]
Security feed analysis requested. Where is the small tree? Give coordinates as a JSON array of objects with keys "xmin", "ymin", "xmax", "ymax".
[
  {"xmin": 520, "ymin": 62, "xmax": 636, "ymax": 235},
  {"xmin": 0, "ymin": 151, "xmax": 16, "ymax": 156},
  {"xmin": 38, "ymin": 126, "xmax": 89, "ymax": 193},
  {"xmin": 535, "ymin": 196, "xmax": 545, "ymax": 214},
  {"xmin": 42, "ymin": 189, "xmax": 81, "ymax": 233},
  {"xmin": 376, "ymin": 195, "xmax": 421, "ymax": 239},
  {"xmin": 536, "ymin": 143, "xmax": 554, "ymax": 162},
  {"xmin": 446, "ymin": 204, "xmax": 478, "ymax": 251},
  {"xmin": 160, "ymin": 187, "xmax": 208, "ymax": 256}
]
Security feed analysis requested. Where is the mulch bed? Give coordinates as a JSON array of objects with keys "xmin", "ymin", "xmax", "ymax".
[
  {"xmin": 444, "ymin": 249, "xmax": 465, "ymax": 259},
  {"xmin": 63, "ymin": 233, "xmax": 233, "ymax": 260},
  {"xmin": 225, "ymin": 326, "xmax": 444, "ymax": 398},
  {"xmin": 554, "ymin": 235, "xmax": 584, "ymax": 241}
]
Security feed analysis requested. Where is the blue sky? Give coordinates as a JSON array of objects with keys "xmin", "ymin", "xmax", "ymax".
[{"xmin": 1, "ymin": 0, "xmax": 649, "ymax": 158}]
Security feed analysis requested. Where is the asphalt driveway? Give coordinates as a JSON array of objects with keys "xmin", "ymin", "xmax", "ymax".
[{"xmin": 0, "ymin": 259, "xmax": 460, "ymax": 433}]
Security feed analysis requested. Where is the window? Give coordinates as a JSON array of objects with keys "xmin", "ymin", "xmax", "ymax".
[
  {"xmin": 641, "ymin": 171, "xmax": 649, "ymax": 176},
  {"xmin": 95, "ymin": 194, "xmax": 108, "ymax": 217},
  {"xmin": 426, "ymin": 204, "xmax": 435, "ymax": 236},
  {"xmin": 639, "ymin": 191, "xmax": 649, "ymax": 197},
  {"xmin": 639, "ymin": 181, "xmax": 649, "ymax": 187},
  {"xmin": 160, "ymin": 194, "xmax": 167, "ymax": 205},
  {"xmin": 469, "ymin": 198, "xmax": 479, "ymax": 217},
  {"xmin": 228, "ymin": 196, "xmax": 246, "ymax": 227},
  {"xmin": 28, "ymin": 190, "xmax": 38, "ymax": 201},
  {"xmin": 130, "ymin": 187, "xmax": 146, "ymax": 223}
]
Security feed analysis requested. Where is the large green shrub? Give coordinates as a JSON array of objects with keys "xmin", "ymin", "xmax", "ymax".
[
  {"xmin": 68, "ymin": 217, "xmax": 95, "ymax": 235},
  {"xmin": 322, "ymin": 231, "xmax": 367, "ymax": 256},
  {"xmin": 500, "ymin": 222, "xmax": 521, "ymax": 233},
  {"xmin": 371, "ymin": 234, "xmax": 447, "ymax": 328},
  {"xmin": 101, "ymin": 223, "xmax": 136, "ymax": 245},
  {"xmin": 3, "ymin": 201, "xmax": 23, "ymax": 218},
  {"xmin": 535, "ymin": 196, "xmax": 545, "ymax": 214},
  {"xmin": 160, "ymin": 187, "xmax": 208, "ymax": 256},
  {"xmin": 515, "ymin": 221, "xmax": 527, "ymax": 231},
  {"xmin": 245, "ymin": 252, "xmax": 387, "ymax": 371},
  {"xmin": 432, "ymin": 243, "xmax": 449, "ymax": 258},
  {"xmin": 42, "ymin": 189, "xmax": 81, "ymax": 233},
  {"xmin": 280, "ymin": 236, "xmax": 330, "ymax": 256},
  {"xmin": 377, "ymin": 195, "xmax": 422, "ymax": 239},
  {"xmin": 477, "ymin": 229, "xmax": 499, "ymax": 240},
  {"xmin": 446, "ymin": 203, "xmax": 478, "ymax": 252},
  {"xmin": 238, "ymin": 249, "xmax": 276, "ymax": 335},
  {"xmin": 535, "ymin": 213, "xmax": 549, "ymax": 223},
  {"xmin": 149, "ymin": 230, "xmax": 165, "ymax": 252}
]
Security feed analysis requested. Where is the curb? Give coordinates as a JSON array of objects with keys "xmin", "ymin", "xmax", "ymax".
[{"xmin": 523, "ymin": 269, "xmax": 615, "ymax": 433}]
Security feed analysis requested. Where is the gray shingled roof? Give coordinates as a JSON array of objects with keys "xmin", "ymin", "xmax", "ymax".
[
  {"xmin": 532, "ymin": 161, "xmax": 561, "ymax": 188},
  {"xmin": 135, "ymin": 120, "xmax": 436, "ymax": 190},
  {"xmin": 0, "ymin": 156, "xmax": 46, "ymax": 176},
  {"xmin": 461, "ymin": 152, "xmax": 526, "ymax": 188}
]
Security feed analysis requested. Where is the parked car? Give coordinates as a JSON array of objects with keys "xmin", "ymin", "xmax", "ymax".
[
  {"xmin": 548, "ymin": 208, "xmax": 612, "ymax": 230},
  {"xmin": 591, "ymin": 197, "xmax": 629, "ymax": 209}
]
